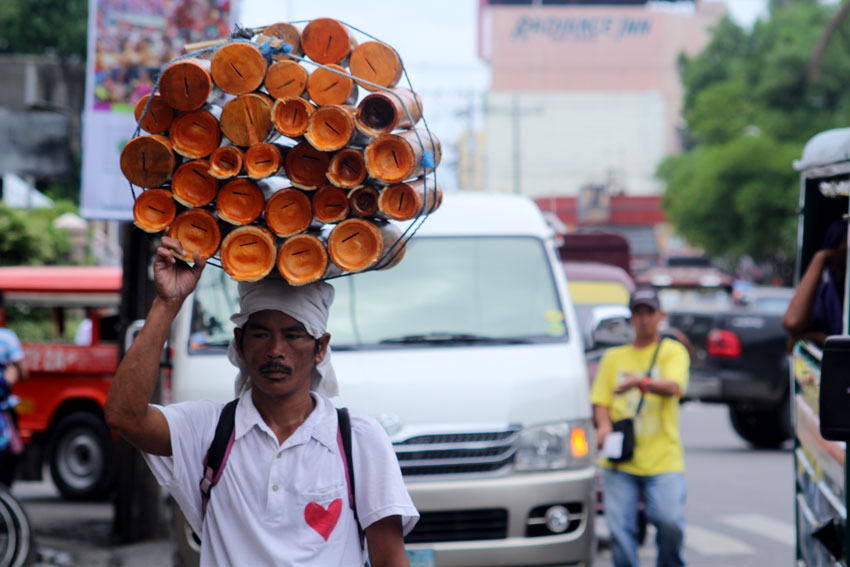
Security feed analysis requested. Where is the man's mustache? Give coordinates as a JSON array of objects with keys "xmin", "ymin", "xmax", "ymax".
[{"xmin": 259, "ymin": 362, "xmax": 293, "ymax": 374}]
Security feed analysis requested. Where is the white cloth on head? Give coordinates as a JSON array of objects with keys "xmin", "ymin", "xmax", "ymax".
[{"xmin": 227, "ymin": 279, "xmax": 338, "ymax": 397}]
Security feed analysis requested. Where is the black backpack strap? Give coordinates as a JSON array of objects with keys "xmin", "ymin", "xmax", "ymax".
[
  {"xmin": 336, "ymin": 407, "xmax": 364, "ymax": 548},
  {"xmin": 200, "ymin": 398, "xmax": 239, "ymax": 519}
]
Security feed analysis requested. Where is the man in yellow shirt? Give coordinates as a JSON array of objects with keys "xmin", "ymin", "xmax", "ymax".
[{"xmin": 591, "ymin": 287, "xmax": 690, "ymax": 567}]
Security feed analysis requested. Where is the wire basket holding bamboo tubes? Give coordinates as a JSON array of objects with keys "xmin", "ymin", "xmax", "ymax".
[{"xmin": 123, "ymin": 18, "xmax": 442, "ymax": 285}]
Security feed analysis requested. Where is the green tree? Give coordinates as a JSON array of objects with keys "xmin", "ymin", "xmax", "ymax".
[
  {"xmin": 659, "ymin": 1, "xmax": 850, "ymax": 267},
  {"xmin": 0, "ymin": 202, "xmax": 74, "ymax": 266},
  {"xmin": 0, "ymin": 0, "xmax": 87, "ymax": 59}
]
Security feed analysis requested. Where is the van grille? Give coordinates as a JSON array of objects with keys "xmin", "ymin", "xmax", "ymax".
[
  {"xmin": 405, "ymin": 509, "xmax": 508, "ymax": 543},
  {"xmin": 394, "ymin": 428, "xmax": 520, "ymax": 477}
]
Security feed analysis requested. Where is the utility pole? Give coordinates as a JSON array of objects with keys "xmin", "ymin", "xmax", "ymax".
[{"xmin": 486, "ymin": 97, "xmax": 544, "ymax": 195}]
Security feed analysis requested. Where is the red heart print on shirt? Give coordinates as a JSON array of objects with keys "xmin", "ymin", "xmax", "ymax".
[{"xmin": 305, "ymin": 498, "xmax": 343, "ymax": 541}]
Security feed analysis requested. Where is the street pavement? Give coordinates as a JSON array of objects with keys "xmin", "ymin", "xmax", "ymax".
[{"xmin": 15, "ymin": 402, "xmax": 794, "ymax": 566}]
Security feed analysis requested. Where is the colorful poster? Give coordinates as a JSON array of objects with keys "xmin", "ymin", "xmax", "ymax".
[{"xmin": 81, "ymin": 0, "xmax": 232, "ymax": 219}]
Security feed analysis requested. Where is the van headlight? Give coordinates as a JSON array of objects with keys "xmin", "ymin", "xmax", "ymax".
[{"xmin": 515, "ymin": 420, "xmax": 595, "ymax": 471}]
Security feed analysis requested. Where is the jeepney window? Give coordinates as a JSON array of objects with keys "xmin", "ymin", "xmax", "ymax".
[{"xmin": 5, "ymin": 304, "xmax": 86, "ymax": 343}]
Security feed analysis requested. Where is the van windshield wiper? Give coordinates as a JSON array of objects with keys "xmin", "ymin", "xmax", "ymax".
[{"xmin": 379, "ymin": 332, "xmax": 531, "ymax": 345}]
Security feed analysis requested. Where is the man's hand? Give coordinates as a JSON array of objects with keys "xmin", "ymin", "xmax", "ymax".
[
  {"xmin": 596, "ymin": 420, "xmax": 613, "ymax": 448},
  {"xmin": 154, "ymin": 236, "xmax": 206, "ymax": 306},
  {"xmin": 614, "ymin": 372, "xmax": 644, "ymax": 394}
]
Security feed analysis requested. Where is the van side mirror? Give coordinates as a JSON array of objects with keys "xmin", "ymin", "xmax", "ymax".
[
  {"xmin": 820, "ymin": 336, "xmax": 850, "ymax": 441},
  {"xmin": 590, "ymin": 315, "xmax": 632, "ymax": 351}
]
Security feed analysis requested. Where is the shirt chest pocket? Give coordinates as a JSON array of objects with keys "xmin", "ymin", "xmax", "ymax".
[{"xmin": 296, "ymin": 483, "xmax": 350, "ymax": 545}]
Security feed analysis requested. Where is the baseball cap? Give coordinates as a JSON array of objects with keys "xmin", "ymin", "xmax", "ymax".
[{"xmin": 629, "ymin": 287, "xmax": 660, "ymax": 311}]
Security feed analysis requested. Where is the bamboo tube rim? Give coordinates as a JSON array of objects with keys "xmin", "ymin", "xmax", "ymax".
[
  {"xmin": 220, "ymin": 225, "xmax": 277, "ymax": 282},
  {"xmin": 133, "ymin": 188, "xmax": 176, "ymax": 233},
  {"xmin": 277, "ymin": 233, "xmax": 330, "ymax": 286}
]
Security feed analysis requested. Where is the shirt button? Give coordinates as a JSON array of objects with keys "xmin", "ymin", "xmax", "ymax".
[
  {"xmin": 272, "ymin": 485, "xmax": 279, "ymax": 492},
  {"xmin": 276, "ymin": 453, "xmax": 282, "ymax": 459}
]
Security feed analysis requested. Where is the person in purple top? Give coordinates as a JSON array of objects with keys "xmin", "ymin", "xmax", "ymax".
[
  {"xmin": 0, "ymin": 292, "xmax": 27, "ymax": 487},
  {"xmin": 784, "ymin": 219, "xmax": 848, "ymax": 346}
]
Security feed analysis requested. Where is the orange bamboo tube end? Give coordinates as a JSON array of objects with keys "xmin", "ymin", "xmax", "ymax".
[
  {"xmin": 378, "ymin": 179, "xmax": 443, "ymax": 221},
  {"xmin": 306, "ymin": 64, "xmax": 356, "ymax": 107},
  {"xmin": 264, "ymin": 188, "xmax": 313, "ymax": 237},
  {"xmin": 120, "ymin": 135, "xmax": 175, "ymax": 188},
  {"xmin": 133, "ymin": 188, "xmax": 176, "ymax": 233},
  {"xmin": 220, "ymin": 93, "xmax": 274, "ymax": 147},
  {"xmin": 216, "ymin": 178, "xmax": 265, "ymax": 225},
  {"xmin": 305, "ymin": 105, "xmax": 355, "ymax": 152},
  {"xmin": 168, "ymin": 209, "xmax": 222, "ymax": 261},
  {"xmin": 172, "ymin": 159, "xmax": 219, "ymax": 207},
  {"xmin": 364, "ymin": 133, "xmax": 417, "ymax": 184},
  {"xmin": 348, "ymin": 185, "xmax": 379, "ymax": 217},
  {"xmin": 220, "ymin": 225, "xmax": 277, "ymax": 282},
  {"xmin": 284, "ymin": 142, "xmax": 332, "ymax": 190},
  {"xmin": 277, "ymin": 233, "xmax": 330, "ymax": 286},
  {"xmin": 265, "ymin": 61, "xmax": 308, "ymax": 99},
  {"xmin": 301, "ymin": 18, "xmax": 354, "ymax": 64},
  {"xmin": 169, "ymin": 109, "xmax": 222, "ymax": 159},
  {"xmin": 158, "ymin": 58, "xmax": 212, "ymax": 111},
  {"xmin": 211, "ymin": 42, "xmax": 268, "ymax": 95},
  {"xmin": 134, "ymin": 94, "xmax": 174, "ymax": 134},
  {"xmin": 326, "ymin": 148, "xmax": 366, "ymax": 188},
  {"xmin": 208, "ymin": 146, "xmax": 244, "ymax": 180},
  {"xmin": 350, "ymin": 41, "xmax": 402, "ymax": 92},
  {"xmin": 245, "ymin": 143, "xmax": 283, "ymax": 179},
  {"xmin": 258, "ymin": 22, "xmax": 302, "ymax": 61},
  {"xmin": 328, "ymin": 218, "xmax": 383, "ymax": 273},
  {"xmin": 271, "ymin": 96, "xmax": 315, "ymax": 138},
  {"xmin": 365, "ymin": 129, "xmax": 441, "ymax": 184},
  {"xmin": 312, "ymin": 185, "xmax": 350, "ymax": 223},
  {"xmin": 356, "ymin": 88, "xmax": 422, "ymax": 137}
]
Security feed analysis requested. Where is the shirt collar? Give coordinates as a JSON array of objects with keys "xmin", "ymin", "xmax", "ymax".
[{"xmin": 234, "ymin": 390, "xmax": 339, "ymax": 453}]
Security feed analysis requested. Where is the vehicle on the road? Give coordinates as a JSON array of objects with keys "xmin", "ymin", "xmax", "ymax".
[
  {"xmin": 1, "ymin": 266, "xmax": 121, "ymax": 500},
  {"xmin": 166, "ymin": 192, "xmax": 597, "ymax": 567},
  {"xmin": 636, "ymin": 264, "xmax": 794, "ymax": 447},
  {"xmin": 791, "ymin": 127, "xmax": 850, "ymax": 566}
]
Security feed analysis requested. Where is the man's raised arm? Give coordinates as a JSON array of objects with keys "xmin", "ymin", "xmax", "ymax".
[{"xmin": 104, "ymin": 237, "xmax": 205, "ymax": 456}]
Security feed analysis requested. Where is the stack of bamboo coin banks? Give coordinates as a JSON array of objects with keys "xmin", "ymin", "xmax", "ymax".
[{"xmin": 123, "ymin": 18, "xmax": 443, "ymax": 284}]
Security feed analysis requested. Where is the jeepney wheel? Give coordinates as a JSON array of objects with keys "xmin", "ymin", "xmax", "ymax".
[
  {"xmin": 729, "ymin": 399, "xmax": 792, "ymax": 449},
  {"xmin": 48, "ymin": 412, "xmax": 116, "ymax": 501}
]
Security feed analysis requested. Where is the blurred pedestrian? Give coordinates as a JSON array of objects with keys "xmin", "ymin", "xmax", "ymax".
[
  {"xmin": 105, "ymin": 237, "xmax": 418, "ymax": 567},
  {"xmin": 0, "ymin": 292, "xmax": 27, "ymax": 488},
  {"xmin": 783, "ymin": 218, "xmax": 847, "ymax": 346},
  {"xmin": 591, "ymin": 287, "xmax": 691, "ymax": 567}
]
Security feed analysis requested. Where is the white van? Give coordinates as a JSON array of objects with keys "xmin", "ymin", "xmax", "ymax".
[{"xmin": 170, "ymin": 191, "xmax": 596, "ymax": 566}]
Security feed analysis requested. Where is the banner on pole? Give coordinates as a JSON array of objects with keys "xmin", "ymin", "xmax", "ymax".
[{"xmin": 80, "ymin": 0, "xmax": 233, "ymax": 220}]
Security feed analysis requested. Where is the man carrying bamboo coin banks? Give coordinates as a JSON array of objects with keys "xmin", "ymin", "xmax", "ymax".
[
  {"xmin": 591, "ymin": 287, "xmax": 690, "ymax": 567},
  {"xmin": 105, "ymin": 237, "xmax": 418, "ymax": 567}
]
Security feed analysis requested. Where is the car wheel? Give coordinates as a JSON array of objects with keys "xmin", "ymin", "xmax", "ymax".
[
  {"xmin": 48, "ymin": 412, "xmax": 115, "ymax": 501},
  {"xmin": 729, "ymin": 400, "xmax": 792, "ymax": 448}
]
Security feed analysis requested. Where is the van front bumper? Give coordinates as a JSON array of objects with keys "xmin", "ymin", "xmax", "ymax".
[{"xmin": 404, "ymin": 467, "xmax": 595, "ymax": 567}]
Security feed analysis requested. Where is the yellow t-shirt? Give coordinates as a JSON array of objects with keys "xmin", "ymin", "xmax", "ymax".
[{"xmin": 590, "ymin": 339, "xmax": 690, "ymax": 476}]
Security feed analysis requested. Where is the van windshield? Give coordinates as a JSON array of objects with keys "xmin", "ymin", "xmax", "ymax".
[{"xmin": 188, "ymin": 236, "xmax": 567, "ymax": 351}]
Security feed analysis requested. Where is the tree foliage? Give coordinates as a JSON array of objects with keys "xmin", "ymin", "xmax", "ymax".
[
  {"xmin": 660, "ymin": 0, "xmax": 850, "ymax": 266},
  {"xmin": 0, "ymin": 202, "xmax": 74, "ymax": 266},
  {"xmin": 0, "ymin": 0, "xmax": 87, "ymax": 59}
]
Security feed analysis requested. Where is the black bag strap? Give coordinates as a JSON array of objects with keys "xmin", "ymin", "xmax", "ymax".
[
  {"xmin": 336, "ymin": 407, "xmax": 364, "ymax": 548},
  {"xmin": 200, "ymin": 398, "xmax": 239, "ymax": 517},
  {"xmin": 634, "ymin": 337, "xmax": 665, "ymax": 416}
]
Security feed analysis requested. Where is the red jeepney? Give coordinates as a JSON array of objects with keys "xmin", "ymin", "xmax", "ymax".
[{"xmin": 1, "ymin": 266, "xmax": 121, "ymax": 500}]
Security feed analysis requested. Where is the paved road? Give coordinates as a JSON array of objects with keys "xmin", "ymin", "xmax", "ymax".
[
  {"xmin": 595, "ymin": 401, "xmax": 795, "ymax": 566},
  {"xmin": 14, "ymin": 402, "xmax": 794, "ymax": 566}
]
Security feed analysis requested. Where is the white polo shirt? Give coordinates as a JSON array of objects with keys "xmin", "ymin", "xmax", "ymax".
[{"xmin": 144, "ymin": 391, "xmax": 419, "ymax": 567}]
